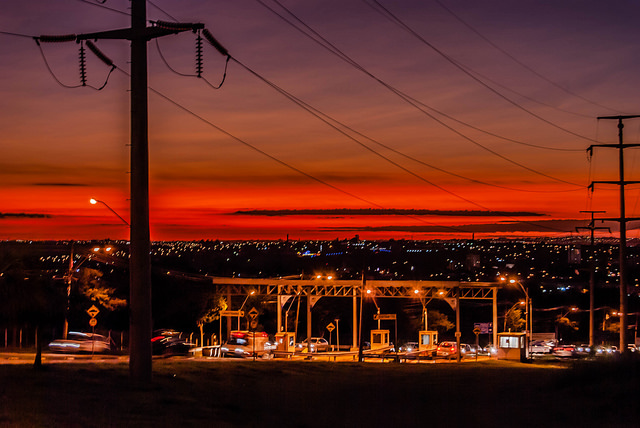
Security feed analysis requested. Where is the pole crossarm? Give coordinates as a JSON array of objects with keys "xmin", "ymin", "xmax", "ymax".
[
  {"xmin": 210, "ymin": 277, "xmax": 498, "ymax": 299},
  {"xmin": 592, "ymin": 217, "xmax": 640, "ymax": 224},
  {"xmin": 589, "ymin": 181, "xmax": 640, "ymax": 187},
  {"xmin": 76, "ymin": 22, "xmax": 203, "ymax": 42}
]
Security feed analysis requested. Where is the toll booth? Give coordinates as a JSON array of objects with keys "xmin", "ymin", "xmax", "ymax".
[
  {"xmin": 370, "ymin": 329, "xmax": 390, "ymax": 351},
  {"xmin": 275, "ymin": 332, "xmax": 296, "ymax": 353},
  {"xmin": 418, "ymin": 330, "xmax": 438, "ymax": 356},
  {"xmin": 497, "ymin": 332, "xmax": 527, "ymax": 362}
]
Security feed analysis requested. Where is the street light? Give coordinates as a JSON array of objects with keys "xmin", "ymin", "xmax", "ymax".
[
  {"xmin": 89, "ymin": 198, "xmax": 130, "ymax": 226},
  {"xmin": 501, "ymin": 277, "xmax": 531, "ymax": 342}
]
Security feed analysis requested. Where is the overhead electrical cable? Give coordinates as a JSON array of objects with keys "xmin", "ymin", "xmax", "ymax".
[
  {"xmin": 154, "ymin": 37, "xmax": 230, "ymax": 89},
  {"xmin": 232, "ymin": 57, "xmax": 576, "ymax": 232},
  {"xmin": 4, "ymin": 23, "xmax": 574, "ymax": 235},
  {"xmin": 76, "ymin": 0, "xmax": 131, "ymax": 17},
  {"xmin": 432, "ymin": 0, "xmax": 626, "ymax": 115},
  {"xmin": 147, "ymin": 0, "xmax": 179, "ymax": 22},
  {"xmin": 138, "ymin": 72, "xmax": 473, "ymax": 234},
  {"xmin": 34, "ymin": 36, "xmax": 116, "ymax": 90},
  {"xmin": 454, "ymin": 61, "xmax": 594, "ymax": 120},
  {"xmin": 231, "ymin": 56, "xmax": 583, "ymax": 194},
  {"xmin": 255, "ymin": 0, "xmax": 588, "ymax": 186},
  {"xmin": 263, "ymin": 0, "xmax": 591, "ymax": 149},
  {"xmin": 153, "ymin": 33, "xmax": 571, "ymax": 194},
  {"xmin": 363, "ymin": 0, "xmax": 600, "ymax": 143}
]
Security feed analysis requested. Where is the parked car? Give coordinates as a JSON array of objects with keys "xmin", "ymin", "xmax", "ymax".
[
  {"xmin": 436, "ymin": 341, "xmax": 458, "ymax": 359},
  {"xmin": 399, "ymin": 342, "xmax": 420, "ymax": 353},
  {"xmin": 151, "ymin": 329, "xmax": 195, "ymax": 356},
  {"xmin": 575, "ymin": 344, "xmax": 591, "ymax": 356},
  {"xmin": 530, "ymin": 340, "xmax": 555, "ymax": 355},
  {"xmin": 48, "ymin": 332, "xmax": 115, "ymax": 354},
  {"xmin": 467, "ymin": 344, "xmax": 482, "ymax": 357},
  {"xmin": 460, "ymin": 343, "xmax": 473, "ymax": 357},
  {"xmin": 221, "ymin": 331, "xmax": 274, "ymax": 358},
  {"xmin": 297, "ymin": 337, "xmax": 330, "ymax": 352},
  {"xmin": 483, "ymin": 343, "xmax": 498, "ymax": 356},
  {"xmin": 552, "ymin": 344, "xmax": 576, "ymax": 358}
]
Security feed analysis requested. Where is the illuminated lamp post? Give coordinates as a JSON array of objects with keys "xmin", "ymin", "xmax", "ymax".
[
  {"xmin": 90, "ymin": 198, "xmax": 130, "ymax": 226},
  {"xmin": 501, "ymin": 277, "xmax": 531, "ymax": 350}
]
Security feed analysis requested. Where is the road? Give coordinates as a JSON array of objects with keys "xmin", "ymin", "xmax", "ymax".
[{"xmin": 0, "ymin": 350, "xmax": 491, "ymax": 364}]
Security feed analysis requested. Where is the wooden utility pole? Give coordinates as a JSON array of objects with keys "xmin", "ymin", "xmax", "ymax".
[
  {"xmin": 576, "ymin": 211, "xmax": 609, "ymax": 348},
  {"xmin": 588, "ymin": 115, "xmax": 640, "ymax": 354},
  {"xmin": 69, "ymin": 2, "xmax": 207, "ymax": 381}
]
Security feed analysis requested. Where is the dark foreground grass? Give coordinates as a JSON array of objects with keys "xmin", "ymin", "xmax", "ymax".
[{"xmin": 0, "ymin": 358, "xmax": 638, "ymax": 427}]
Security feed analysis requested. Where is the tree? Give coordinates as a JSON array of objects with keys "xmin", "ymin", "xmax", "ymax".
[
  {"xmin": 556, "ymin": 315, "xmax": 579, "ymax": 341},
  {"xmin": 76, "ymin": 268, "xmax": 127, "ymax": 311},
  {"xmin": 504, "ymin": 306, "xmax": 526, "ymax": 332},
  {"xmin": 427, "ymin": 310, "xmax": 454, "ymax": 334},
  {"xmin": 197, "ymin": 294, "xmax": 227, "ymax": 346}
]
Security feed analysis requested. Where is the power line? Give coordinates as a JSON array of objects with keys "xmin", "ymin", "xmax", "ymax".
[
  {"xmin": 76, "ymin": 0, "xmax": 131, "ymax": 17},
  {"xmin": 232, "ymin": 56, "xmax": 583, "ymax": 194},
  {"xmin": 364, "ymin": 0, "xmax": 599, "ymax": 143},
  {"xmin": 255, "ymin": 0, "xmax": 588, "ymax": 185},
  {"xmin": 108, "ymin": 65, "xmax": 473, "ymax": 234},
  {"xmin": 432, "ymin": 0, "xmax": 625, "ymax": 115}
]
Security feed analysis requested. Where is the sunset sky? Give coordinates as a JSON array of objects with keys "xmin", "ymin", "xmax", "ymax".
[{"xmin": 2, "ymin": 0, "xmax": 640, "ymax": 241}]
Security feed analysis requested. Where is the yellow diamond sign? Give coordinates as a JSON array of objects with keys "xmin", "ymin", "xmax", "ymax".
[{"xmin": 87, "ymin": 305, "xmax": 100, "ymax": 318}]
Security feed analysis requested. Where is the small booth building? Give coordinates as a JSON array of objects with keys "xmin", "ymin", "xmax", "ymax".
[{"xmin": 497, "ymin": 332, "xmax": 527, "ymax": 362}]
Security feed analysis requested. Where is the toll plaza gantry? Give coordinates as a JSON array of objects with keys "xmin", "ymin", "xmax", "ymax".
[{"xmin": 211, "ymin": 277, "xmax": 500, "ymax": 357}]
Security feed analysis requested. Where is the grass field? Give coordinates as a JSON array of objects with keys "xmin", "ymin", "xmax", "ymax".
[{"xmin": 0, "ymin": 358, "xmax": 638, "ymax": 427}]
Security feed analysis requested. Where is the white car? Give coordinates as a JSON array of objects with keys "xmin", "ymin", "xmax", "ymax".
[
  {"xmin": 297, "ymin": 337, "xmax": 330, "ymax": 352},
  {"xmin": 48, "ymin": 332, "xmax": 114, "ymax": 353}
]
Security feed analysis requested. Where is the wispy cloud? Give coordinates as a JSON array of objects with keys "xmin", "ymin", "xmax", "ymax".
[
  {"xmin": 0, "ymin": 212, "xmax": 51, "ymax": 219},
  {"xmin": 32, "ymin": 183, "xmax": 88, "ymax": 187},
  {"xmin": 232, "ymin": 209, "xmax": 545, "ymax": 217}
]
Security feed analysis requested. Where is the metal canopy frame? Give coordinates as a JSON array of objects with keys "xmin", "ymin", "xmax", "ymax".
[
  {"xmin": 210, "ymin": 277, "xmax": 497, "ymax": 299},
  {"xmin": 211, "ymin": 277, "xmax": 499, "ymax": 351}
]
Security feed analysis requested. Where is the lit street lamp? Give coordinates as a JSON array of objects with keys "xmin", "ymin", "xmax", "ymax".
[
  {"xmin": 501, "ymin": 277, "xmax": 532, "ymax": 352},
  {"xmin": 89, "ymin": 198, "xmax": 130, "ymax": 226}
]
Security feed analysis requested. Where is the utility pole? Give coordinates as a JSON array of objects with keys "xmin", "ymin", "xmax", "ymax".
[
  {"xmin": 588, "ymin": 115, "xmax": 640, "ymax": 354},
  {"xmin": 38, "ymin": 0, "xmax": 226, "ymax": 381},
  {"xmin": 576, "ymin": 210, "xmax": 609, "ymax": 348}
]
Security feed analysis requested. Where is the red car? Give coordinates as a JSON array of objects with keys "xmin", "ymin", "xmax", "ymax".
[{"xmin": 436, "ymin": 341, "xmax": 459, "ymax": 359}]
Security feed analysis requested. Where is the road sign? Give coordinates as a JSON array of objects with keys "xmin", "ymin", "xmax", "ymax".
[
  {"xmin": 250, "ymin": 319, "xmax": 258, "ymax": 330},
  {"xmin": 473, "ymin": 327, "xmax": 481, "ymax": 335},
  {"xmin": 220, "ymin": 310, "xmax": 244, "ymax": 317},
  {"xmin": 326, "ymin": 323, "xmax": 335, "ymax": 332},
  {"xmin": 373, "ymin": 314, "xmax": 396, "ymax": 321},
  {"xmin": 248, "ymin": 307, "xmax": 259, "ymax": 320},
  {"xmin": 89, "ymin": 317, "xmax": 97, "ymax": 327},
  {"xmin": 474, "ymin": 322, "xmax": 492, "ymax": 334},
  {"xmin": 87, "ymin": 305, "xmax": 100, "ymax": 318}
]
